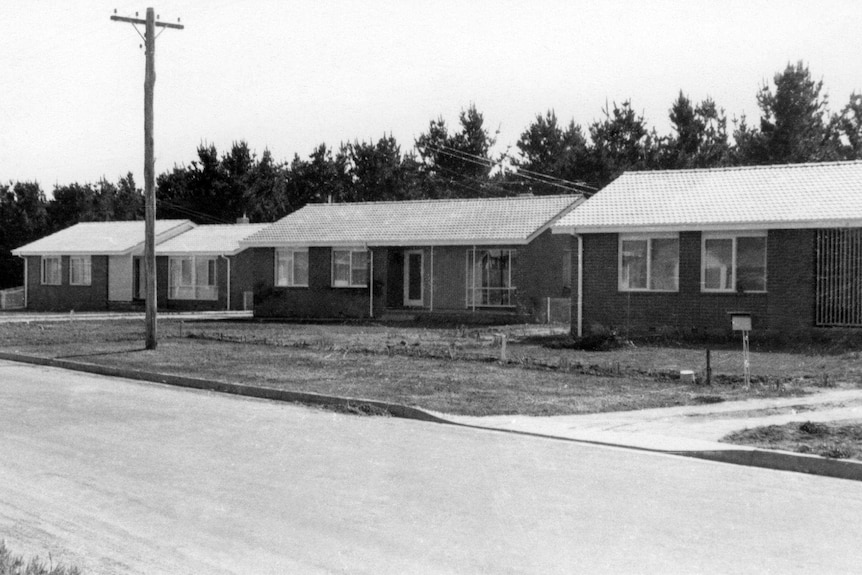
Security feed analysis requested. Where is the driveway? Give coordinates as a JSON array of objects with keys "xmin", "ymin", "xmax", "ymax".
[
  {"xmin": 0, "ymin": 310, "xmax": 251, "ymax": 323},
  {"xmin": 2, "ymin": 360, "xmax": 862, "ymax": 574}
]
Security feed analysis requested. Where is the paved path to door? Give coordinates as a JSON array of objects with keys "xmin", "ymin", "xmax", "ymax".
[{"xmin": 2, "ymin": 360, "xmax": 862, "ymax": 574}]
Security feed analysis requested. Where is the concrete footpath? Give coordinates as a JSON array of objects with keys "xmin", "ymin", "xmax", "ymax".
[
  {"xmin": 0, "ymin": 310, "xmax": 252, "ymax": 323},
  {"xmin": 3, "ymin": 351, "xmax": 862, "ymax": 482},
  {"xmin": 440, "ymin": 389, "xmax": 862, "ymax": 481}
]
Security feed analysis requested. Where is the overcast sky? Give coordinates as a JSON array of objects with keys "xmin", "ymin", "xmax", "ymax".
[{"xmin": 2, "ymin": 0, "xmax": 862, "ymax": 190}]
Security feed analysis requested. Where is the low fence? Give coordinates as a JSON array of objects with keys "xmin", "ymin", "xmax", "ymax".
[{"xmin": 0, "ymin": 287, "xmax": 24, "ymax": 310}]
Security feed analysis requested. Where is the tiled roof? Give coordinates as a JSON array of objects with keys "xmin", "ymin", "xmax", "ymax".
[
  {"xmin": 12, "ymin": 220, "xmax": 193, "ymax": 256},
  {"xmin": 553, "ymin": 161, "xmax": 862, "ymax": 233},
  {"xmin": 156, "ymin": 224, "xmax": 268, "ymax": 256},
  {"xmin": 243, "ymin": 195, "xmax": 582, "ymax": 247}
]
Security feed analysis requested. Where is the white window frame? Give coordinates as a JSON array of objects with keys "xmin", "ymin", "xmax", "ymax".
[
  {"xmin": 41, "ymin": 256, "xmax": 62, "ymax": 285},
  {"xmin": 69, "ymin": 256, "xmax": 92, "ymax": 286},
  {"xmin": 331, "ymin": 248, "xmax": 369, "ymax": 288},
  {"xmin": 275, "ymin": 248, "xmax": 309, "ymax": 287},
  {"xmin": 465, "ymin": 248, "xmax": 517, "ymax": 308},
  {"xmin": 701, "ymin": 231, "xmax": 767, "ymax": 293},
  {"xmin": 618, "ymin": 234, "xmax": 679, "ymax": 292},
  {"xmin": 169, "ymin": 256, "xmax": 218, "ymax": 300}
]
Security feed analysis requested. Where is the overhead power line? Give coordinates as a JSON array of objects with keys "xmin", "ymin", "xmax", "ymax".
[{"xmin": 421, "ymin": 143, "xmax": 595, "ymax": 194}]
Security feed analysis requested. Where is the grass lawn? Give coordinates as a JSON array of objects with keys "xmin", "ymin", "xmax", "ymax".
[
  {"xmin": 2, "ymin": 318, "xmax": 860, "ymax": 416},
  {"xmin": 723, "ymin": 420, "xmax": 862, "ymax": 462}
]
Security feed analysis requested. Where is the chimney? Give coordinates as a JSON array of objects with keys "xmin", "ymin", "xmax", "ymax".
[{"xmin": 236, "ymin": 214, "xmax": 250, "ymax": 224}]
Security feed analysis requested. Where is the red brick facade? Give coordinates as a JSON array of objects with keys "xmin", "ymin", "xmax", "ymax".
[
  {"xmin": 24, "ymin": 255, "xmax": 110, "ymax": 312},
  {"xmin": 578, "ymin": 229, "xmax": 816, "ymax": 337},
  {"xmin": 251, "ymin": 230, "xmax": 573, "ymax": 321}
]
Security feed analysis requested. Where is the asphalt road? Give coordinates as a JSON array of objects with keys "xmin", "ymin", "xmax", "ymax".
[{"xmin": 1, "ymin": 360, "xmax": 862, "ymax": 574}]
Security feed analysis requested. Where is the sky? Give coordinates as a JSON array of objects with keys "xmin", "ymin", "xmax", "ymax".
[{"xmin": 2, "ymin": 0, "xmax": 862, "ymax": 191}]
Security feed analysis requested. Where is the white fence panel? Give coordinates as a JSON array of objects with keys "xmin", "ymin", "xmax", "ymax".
[{"xmin": 0, "ymin": 287, "xmax": 25, "ymax": 310}]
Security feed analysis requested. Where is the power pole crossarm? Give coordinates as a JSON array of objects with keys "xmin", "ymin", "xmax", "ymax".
[
  {"xmin": 110, "ymin": 14, "xmax": 184, "ymax": 29},
  {"xmin": 112, "ymin": 7, "xmax": 183, "ymax": 350}
]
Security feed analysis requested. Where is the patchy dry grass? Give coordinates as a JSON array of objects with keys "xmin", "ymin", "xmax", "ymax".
[
  {"xmin": 723, "ymin": 420, "xmax": 862, "ymax": 462},
  {"xmin": 1, "ymin": 318, "xmax": 860, "ymax": 416},
  {"xmin": 0, "ymin": 541, "xmax": 81, "ymax": 575}
]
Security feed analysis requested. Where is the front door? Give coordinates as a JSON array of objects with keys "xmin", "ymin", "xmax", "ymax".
[{"xmin": 403, "ymin": 250, "xmax": 423, "ymax": 307}]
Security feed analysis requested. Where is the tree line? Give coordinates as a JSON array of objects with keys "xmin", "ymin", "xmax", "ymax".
[{"xmin": 2, "ymin": 62, "xmax": 861, "ymax": 288}]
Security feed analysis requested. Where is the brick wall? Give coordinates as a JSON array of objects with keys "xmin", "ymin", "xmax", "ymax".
[
  {"xmin": 516, "ymin": 229, "xmax": 572, "ymax": 319},
  {"xmin": 252, "ymin": 233, "xmax": 573, "ymax": 321},
  {"xmin": 766, "ymin": 229, "xmax": 815, "ymax": 333},
  {"xmin": 25, "ymin": 255, "xmax": 110, "ymax": 311},
  {"xmin": 253, "ymin": 247, "xmax": 383, "ymax": 318},
  {"xmin": 579, "ymin": 231, "xmax": 817, "ymax": 336}
]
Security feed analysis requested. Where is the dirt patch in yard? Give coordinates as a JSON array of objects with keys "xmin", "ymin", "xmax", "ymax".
[{"xmin": 723, "ymin": 419, "xmax": 862, "ymax": 462}]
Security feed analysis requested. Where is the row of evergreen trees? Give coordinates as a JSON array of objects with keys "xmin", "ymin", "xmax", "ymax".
[{"xmin": 2, "ymin": 62, "xmax": 860, "ymax": 288}]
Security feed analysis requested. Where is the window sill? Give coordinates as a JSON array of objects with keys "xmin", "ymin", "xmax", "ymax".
[{"xmin": 701, "ymin": 290, "xmax": 767, "ymax": 295}]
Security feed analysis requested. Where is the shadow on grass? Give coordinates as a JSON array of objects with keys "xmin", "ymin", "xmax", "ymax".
[{"xmin": 55, "ymin": 347, "xmax": 148, "ymax": 360}]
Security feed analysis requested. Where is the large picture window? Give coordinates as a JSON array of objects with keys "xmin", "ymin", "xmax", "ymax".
[
  {"xmin": 41, "ymin": 256, "xmax": 61, "ymax": 285},
  {"xmin": 69, "ymin": 256, "xmax": 92, "ymax": 286},
  {"xmin": 275, "ymin": 248, "xmax": 308, "ymax": 287},
  {"xmin": 331, "ymin": 249, "xmax": 368, "ymax": 288},
  {"xmin": 702, "ymin": 232, "xmax": 767, "ymax": 292},
  {"xmin": 619, "ymin": 235, "xmax": 679, "ymax": 291},
  {"xmin": 466, "ymin": 249, "xmax": 516, "ymax": 307},
  {"xmin": 169, "ymin": 256, "xmax": 217, "ymax": 300}
]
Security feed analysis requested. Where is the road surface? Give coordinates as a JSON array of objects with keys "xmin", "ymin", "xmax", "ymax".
[{"xmin": 1, "ymin": 359, "xmax": 861, "ymax": 574}]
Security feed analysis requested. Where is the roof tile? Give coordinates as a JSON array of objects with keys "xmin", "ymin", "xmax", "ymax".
[
  {"xmin": 244, "ymin": 195, "xmax": 581, "ymax": 246},
  {"xmin": 554, "ymin": 161, "xmax": 862, "ymax": 231}
]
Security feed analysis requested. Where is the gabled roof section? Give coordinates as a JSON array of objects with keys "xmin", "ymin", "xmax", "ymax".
[
  {"xmin": 243, "ymin": 195, "xmax": 583, "ymax": 247},
  {"xmin": 156, "ymin": 224, "xmax": 268, "ymax": 256},
  {"xmin": 553, "ymin": 161, "xmax": 862, "ymax": 233},
  {"xmin": 12, "ymin": 220, "xmax": 194, "ymax": 256}
]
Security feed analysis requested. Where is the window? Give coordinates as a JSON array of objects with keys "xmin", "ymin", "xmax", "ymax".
[
  {"xmin": 276, "ymin": 248, "xmax": 309, "ymax": 287},
  {"xmin": 702, "ymin": 232, "xmax": 766, "ymax": 292},
  {"xmin": 41, "ymin": 256, "xmax": 61, "ymax": 285},
  {"xmin": 69, "ymin": 256, "xmax": 92, "ymax": 286},
  {"xmin": 619, "ymin": 235, "xmax": 679, "ymax": 291},
  {"xmin": 169, "ymin": 256, "xmax": 218, "ymax": 300},
  {"xmin": 331, "ymin": 249, "xmax": 368, "ymax": 287},
  {"xmin": 466, "ymin": 249, "xmax": 516, "ymax": 307}
]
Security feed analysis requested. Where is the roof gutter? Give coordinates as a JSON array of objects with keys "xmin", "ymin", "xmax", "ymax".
[
  {"xmin": 239, "ymin": 238, "xmax": 537, "ymax": 249},
  {"xmin": 553, "ymin": 218, "xmax": 862, "ymax": 235}
]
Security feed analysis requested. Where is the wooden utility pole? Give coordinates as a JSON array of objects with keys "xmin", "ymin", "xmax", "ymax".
[{"xmin": 111, "ymin": 8, "xmax": 183, "ymax": 350}]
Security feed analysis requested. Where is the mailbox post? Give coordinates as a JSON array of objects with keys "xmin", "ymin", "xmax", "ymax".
[{"xmin": 729, "ymin": 312, "xmax": 752, "ymax": 388}]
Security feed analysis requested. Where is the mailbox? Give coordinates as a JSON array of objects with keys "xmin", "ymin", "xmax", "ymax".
[{"xmin": 729, "ymin": 312, "xmax": 752, "ymax": 332}]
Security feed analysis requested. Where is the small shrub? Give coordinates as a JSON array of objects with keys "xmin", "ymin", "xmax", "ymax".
[
  {"xmin": 820, "ymin": 443, "xmax": 853, "ymax": 459},
  {"xmin": 693, "ymin": 395, "xmax": 725, "ymax": 405},
  {"xmin": 799, "ymin": 421, "xmax": 829, "ymax": 435}
]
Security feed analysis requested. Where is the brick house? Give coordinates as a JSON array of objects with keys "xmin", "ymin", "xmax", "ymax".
[
  {"xmin": 552, "ymin": 161, "xmax": 862, "ymax": 338},
  {"xmin": 12, "ymin": 220, "xmax": 193, "ymax": 312},
  {"xmin": 241, "ymin": 195, "xmax": 583, "ymax": 321},
  {"xmin": 154, "ymin": 223, "xmax": 268, "ymax": 311}
]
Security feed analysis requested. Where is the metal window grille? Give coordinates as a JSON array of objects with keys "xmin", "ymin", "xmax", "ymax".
[{"xmin": 816, "ymin": 228, "xmax": 862, "ymax": 327}]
